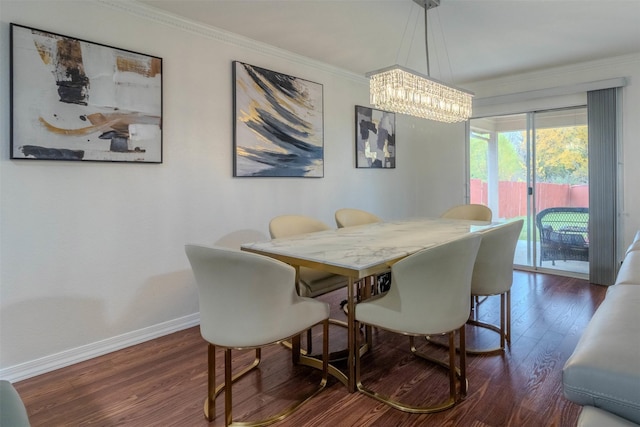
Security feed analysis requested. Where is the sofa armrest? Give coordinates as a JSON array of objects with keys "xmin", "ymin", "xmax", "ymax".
[
  {"xmin": 615, "ymin": 251, "xmax": 640, "ymax": 285},
  {"xmin": 0, "ymin": 380, "xmax": 30, "ymax": 427},
  {"xmin": 578, "ymin": 406, "xmax": 639, "ymax": 427},
  {"xmin": 626, "ymin": 231, "xmax": 640, "ymax": 255},
  {"xmin": 563, "ymin": 285, "xmax": 640, "ymax": 424}
]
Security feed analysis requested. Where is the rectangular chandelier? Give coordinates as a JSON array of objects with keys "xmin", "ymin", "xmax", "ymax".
[{"xmin": 367, "ymin": 65, "xmax": 474, "ymax": 123}]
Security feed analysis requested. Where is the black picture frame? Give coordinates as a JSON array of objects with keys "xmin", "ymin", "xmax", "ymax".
[
  {"xmin": 233, "ymin": 61, "xmax": 324, "ymax": 177},
  {"xmin": 10, "ymin": 23, "xmax": 163, "ymax": 163},
  {"xmin": 355, "ymin": 105, "xmax": 396, "ymax": 168}
]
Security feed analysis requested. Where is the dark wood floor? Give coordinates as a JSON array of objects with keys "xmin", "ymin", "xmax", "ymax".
[{"xmin": 15, "ymin": 270, "xmax": 606, "ymax": 427}]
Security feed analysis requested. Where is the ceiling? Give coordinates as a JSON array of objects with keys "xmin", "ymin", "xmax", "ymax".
[{"xmin": 137, "ymin": 0, "xmax": 640, "ymax": 84}]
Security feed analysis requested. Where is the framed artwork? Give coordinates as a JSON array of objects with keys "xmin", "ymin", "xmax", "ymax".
[
  {"xmin": 355, "ymin": 105, "xmax": 395, "ymax": 168},
  {"xmin": 233, "ymin": 61, "xmax": 324, "ymax": 177},
  {"xmin": 10, "ymin": 24, "xmax": 162, "ymax": 163}
]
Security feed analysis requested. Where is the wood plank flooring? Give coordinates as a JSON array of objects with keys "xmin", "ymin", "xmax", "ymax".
[{"xmin": 14, "ymin": 271, "xmax": 606, "ymax": 426}]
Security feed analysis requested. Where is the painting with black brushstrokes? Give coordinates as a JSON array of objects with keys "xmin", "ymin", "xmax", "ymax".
[
  {"xmin": 355, "ymin": 105, "xmax": 395, "ymax": 168},
  {"xmin": 233, "ymin": 61, "xmax": 324, "ymax": 177},
  {"xmin": 10, "ymin": 24, "xmax": 162, "ymax": 163}
]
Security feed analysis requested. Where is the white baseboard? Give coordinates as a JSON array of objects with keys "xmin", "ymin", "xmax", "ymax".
[{"xmin": 0, "ymin": 313, "xmax": 200, "ymax": 383}]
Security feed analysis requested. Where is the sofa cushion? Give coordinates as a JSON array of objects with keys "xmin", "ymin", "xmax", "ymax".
[
  {"xmin": 0, "ymin": 380, "xmax": 30, "ymax": 427},
  {"xmin": 578, "ymin": 406, "xmax": 639, "ymax": 427},
  {"xmin": 563, "ymin": 285, "xmax": 640, "ymax": 424},
  {"xmin": 615, "ymin": 251, "xmax": 640, "ymax": 285}
]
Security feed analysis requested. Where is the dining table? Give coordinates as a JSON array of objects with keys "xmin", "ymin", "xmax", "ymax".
[{"xmin": 241, "ymin": 217, "xmax": 498, "ymax": 392}]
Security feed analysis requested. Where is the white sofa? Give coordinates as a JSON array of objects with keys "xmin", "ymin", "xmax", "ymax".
[
  {"xmin": 563, "ymin": 231, "xmax": 640, "ymax": 427},
  {"xmin": 0, "ymin": 380, "xmax": 30, "ymax": 426}
]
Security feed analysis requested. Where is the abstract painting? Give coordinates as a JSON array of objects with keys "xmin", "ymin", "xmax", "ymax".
[
  {"xmin": 10, "ymin": 24, "xmax": 162, "ymax": 162},
  {"xmin": 233, "ymin": 61, "xmax": 323, "ymax": 177},
  {"xmin": 355, "ymin": 105, "xmax": 395, "ymax": 168}
]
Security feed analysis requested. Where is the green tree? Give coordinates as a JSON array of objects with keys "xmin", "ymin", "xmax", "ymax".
[
  {"xmin": 535, "ymin": 126, "xmax": 588, "ymax": 184},
  {"xmin": 469, "ymin": 132, "xmax": 525, "ymax": 182},
  {"xmin": 470, "ymin": 135, "xmax": 488, "ymax": 181},
  {"xmin": 498, "ymin": 133, "xmax": 525, "ymax": 182}
]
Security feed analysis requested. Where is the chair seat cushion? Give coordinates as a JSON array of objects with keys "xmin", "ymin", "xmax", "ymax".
[
  {"xmin": 299, "ymin": 267, "xmax": 347, "ymax": 298},
  {"xmin": 563, "ymin": 285, "xmax": 640, "ymax": 424}
]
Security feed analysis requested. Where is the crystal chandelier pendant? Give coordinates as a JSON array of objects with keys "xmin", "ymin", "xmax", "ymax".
[
  {"xmin": 367, "ymin": 65, "xmax": 473, "ymax": 123},
  {"xmin": 367, "ymin": 0, "xmax": 474, "ymax": 123}
]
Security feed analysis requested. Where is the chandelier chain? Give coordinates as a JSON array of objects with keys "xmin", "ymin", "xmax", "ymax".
[
  {"xmin": 424, "ymin": 2, "xmax": 430, "ymax": 76},
  {"xmin": 396, "ymin": 3, "xmax": 415, "ymax": 65}
]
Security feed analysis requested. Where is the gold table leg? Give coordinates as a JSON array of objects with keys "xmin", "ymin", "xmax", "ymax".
[{"xmin": 347, "ymin": 276, "xmax": 356, "ymax": 392}]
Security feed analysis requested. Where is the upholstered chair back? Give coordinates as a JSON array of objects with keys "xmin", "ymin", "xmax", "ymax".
[{"xmin": 441, "ymin": 204, "xmax": 492, "ymax": 222}]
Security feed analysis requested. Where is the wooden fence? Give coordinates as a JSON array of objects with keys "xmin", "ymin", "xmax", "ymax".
[{"xmin": 470, "ymin": 179, "xmax": 588, "ymax": 218}]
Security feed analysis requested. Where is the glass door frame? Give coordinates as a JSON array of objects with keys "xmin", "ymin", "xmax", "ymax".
[{"xmin": 468, "ymin": 106, "xmax": 589, "ymax": 279}]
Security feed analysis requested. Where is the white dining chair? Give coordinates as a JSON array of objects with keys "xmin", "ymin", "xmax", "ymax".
[
  {"xmin": 467, "ymin": 219, "xmax": 524, "ymax": 353},
  {"xmin": 269, "ymin": 215, "xmax": 348, "ymax": 298},
  {"xmin": 335, "ymin": 208, "xmax": 387, "ymax": 299},
  {"xmin": 441, "ymin": 204, "xmax": 492, "ymax": 222},
  {"xmin": 334, "ymin": 208, "xmax": 382, "ymax": 228},
  {"xmin": 185, "ymin": 244, "xmax": 330, "ymax": 426},
  {"xmin": 354, "ymin": 234, "xmax": 482, "ymax": 413}
]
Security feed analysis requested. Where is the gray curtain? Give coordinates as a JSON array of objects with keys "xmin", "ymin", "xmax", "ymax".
[{"xmin": 587, "ymin": 88, "xmax": 619, "ymax": 285}]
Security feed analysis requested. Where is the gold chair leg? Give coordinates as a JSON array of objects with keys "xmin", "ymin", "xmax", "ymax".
[
  {"xmin": 499, "ymin": 292, "xmax": 506, "ymax": 350},
  {"xmin": 204, "ymin": 322, "xmax": 328, "ymax": 426},
  {"xmin": 411, "ymin": 329, "xmax": 467, "ymax": 409},
  {"xmin": 459, "ymin": 325, "xmax": 467, "ymax": 396},
  {"xmin": 224, "ymin": 348, "xmax": 233, "ymax": 426},
  {"xmin": 465, "ymin": 291, "xmax": 510, "ymax": 355},
  {"xmin": 506, "ymin": 290, "xmax": 511, "ymax": 343},
  {"xmin": 356, "ymin": 324, "xmax": 466, "ymax": 414},
  {"xmin": 447, "ymin": 332, "xmax": 456, "ymax": 404},
  {"xmin": 205, "ymin": 344, "xmax": 216, "ymax": 422},
  {"xmin": 203, "ymin": 345, "xmax": 261, "ymax": 423}
]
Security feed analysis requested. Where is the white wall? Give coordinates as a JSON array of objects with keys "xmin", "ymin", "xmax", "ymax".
[
  {"xmin": 3, "ymin": 0, "xmax": 637, "ymax": 381},
  {"xmin": 0, "ymin": 0, "xmax": 466, "ymax": 379}
]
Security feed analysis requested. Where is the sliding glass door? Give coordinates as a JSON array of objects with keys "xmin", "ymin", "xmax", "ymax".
[{"xmin": 469, "ymin": 107, "xmax": 589, "ymax": 277}]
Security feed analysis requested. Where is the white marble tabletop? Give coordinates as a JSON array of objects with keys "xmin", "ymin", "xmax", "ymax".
[{"xmin": 241, "ymin": 217, "xmax": 496, "ymax": 278}]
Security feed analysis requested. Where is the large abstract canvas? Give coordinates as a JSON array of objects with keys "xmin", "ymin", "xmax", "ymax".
[
  {"xmin": 10, "ymin": 24, "xmax": 162, "ymax": 163},
  {"xmin": 355, "ymin": 105, "xmax": 395, "ymax": 168},
  {"xmin": 233, "ymin": 61, "xmax": 324, "ymax": 177}
]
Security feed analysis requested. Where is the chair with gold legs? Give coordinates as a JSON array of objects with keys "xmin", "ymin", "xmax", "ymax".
[
  {"xmin": 334, "ymin": 208, "xmax": 382, "ymax": 229},
  {"xmin": 354, "ymin": 234, "xmax": 481, "ymax": 413},
  {"xmin": 334, "ymin": 208, "xmax": 385, "ymax": 302},
  {"xmin": 467, "ymin": 219, "xmax": 524, "ymax": 354},
  {"xmin": 269, "ymin": 214, "xmax": 349, "ymax": 354},
  {"xmin": 185, "ymin": 245, "xmax": 330, "ymax": 426},
  {"xmin": 269, "ymin": 215, "xmax": 348, "ymax": 298}
]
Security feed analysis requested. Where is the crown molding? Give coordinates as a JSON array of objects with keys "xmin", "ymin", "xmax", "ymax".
[
  {"xmin": 474, "ymin": 77, "xmax": 627, "ymax": 108},
  {"xmin": 95, "ymin": 0, "xmax": 366, "ymax": 83},
  {"xmin": 467, "ymin": 53, "xmax": 640, "ymax": 94}
]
